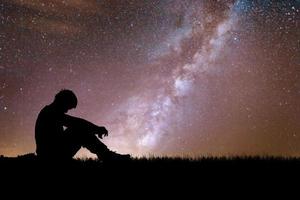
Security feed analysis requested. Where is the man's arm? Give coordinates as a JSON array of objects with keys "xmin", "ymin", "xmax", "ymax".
[{"xmin": 62, "ymin": 114, "xmax": 108, "ymax": 138}]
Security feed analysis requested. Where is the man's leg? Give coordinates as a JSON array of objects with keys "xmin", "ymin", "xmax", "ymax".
[{"xmin": 62, "ymin": 127, "xmax": 109, "ymax": 158}]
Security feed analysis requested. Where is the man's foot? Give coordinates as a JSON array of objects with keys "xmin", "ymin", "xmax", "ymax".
[{"xmin": 100, "ymin": 150, "xmax": 131, "ymax": 162}]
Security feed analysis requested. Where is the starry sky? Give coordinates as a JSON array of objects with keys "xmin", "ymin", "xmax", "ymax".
[{"xmin": 0, "ymin": 0, "xmax": 299, "ymax": 158}]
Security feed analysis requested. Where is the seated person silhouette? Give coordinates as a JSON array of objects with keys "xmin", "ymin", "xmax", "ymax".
[{"xmin": 35, "ymin": 89, "xmax": 130, "ymax": 161}]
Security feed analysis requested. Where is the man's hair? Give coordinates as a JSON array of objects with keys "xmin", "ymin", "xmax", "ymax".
[{"xmin": 54, "ymin": 89, "xmax": 78, "ymax": 108}]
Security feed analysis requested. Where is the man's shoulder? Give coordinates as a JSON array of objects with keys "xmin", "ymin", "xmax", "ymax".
[
  {"xmin": 38, "ymin": 105, "xmax": 57, "ymax": 118},
  {"xmin": 39, "ymin": 105, "xmax": 50, "ymax": 114}
]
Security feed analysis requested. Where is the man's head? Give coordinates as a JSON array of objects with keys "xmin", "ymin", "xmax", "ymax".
[{"xmin": 53, "ymin": 89, "xmax": 77, "ymax": 113}]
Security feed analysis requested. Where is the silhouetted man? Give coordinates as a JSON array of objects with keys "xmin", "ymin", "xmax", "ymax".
[{"xmin": 35, "ymin": 89, "xmax": 130, "ymax": 161}]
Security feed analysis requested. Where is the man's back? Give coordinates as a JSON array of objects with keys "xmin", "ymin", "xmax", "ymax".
[{"xmin": 35, "ymin": 105, "xmax": 65, "ymax": 157}]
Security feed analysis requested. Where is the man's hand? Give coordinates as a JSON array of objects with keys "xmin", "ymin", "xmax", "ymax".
[{"xmin": 96, "ymin": 126, "xmax": 108, "ymax": 139}]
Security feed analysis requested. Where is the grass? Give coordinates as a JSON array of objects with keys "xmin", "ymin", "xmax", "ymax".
[
  {"xmin": 1, "ymin": 153, "xmax": 300, "ymax": 168},
  {"xmin": 1, "ymin": 153, "xmax": 299, "ymax": 186}
]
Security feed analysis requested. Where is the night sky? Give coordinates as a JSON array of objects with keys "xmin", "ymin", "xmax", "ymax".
[{"xmin": 0, "ymin": 0, "xmax": 299, "ymax": 158}]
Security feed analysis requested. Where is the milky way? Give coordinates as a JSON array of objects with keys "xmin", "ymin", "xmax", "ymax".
[{"xmin": 0, "ymin": 0, "xmax": 299, "ymax": 157}]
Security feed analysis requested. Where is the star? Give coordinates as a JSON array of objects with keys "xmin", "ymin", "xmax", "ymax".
[{"xmin": 0, "ymin": 0, "xmax": 299, "ymax": 158}]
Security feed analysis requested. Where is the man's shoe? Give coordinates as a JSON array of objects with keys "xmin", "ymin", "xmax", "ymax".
[{"xmin": 101, "ymin": 150, "xmax": 131, "ymax": 162}]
